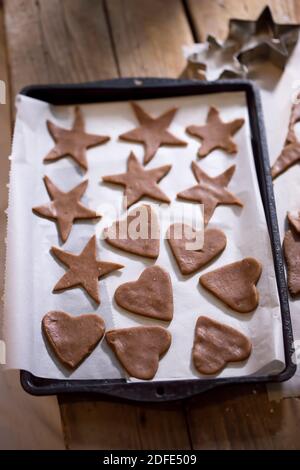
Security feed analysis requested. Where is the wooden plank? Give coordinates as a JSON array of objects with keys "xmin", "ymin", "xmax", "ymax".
[
  {"xmin": 184, "ymin": 0, "xmax": 300, "ymax": 451},
  {"xmin": 60, "ymin": 399, "xmax": 191, "ymax": 450},
  {"xmin": 4, "ymin": 0, "xmax": 118, "ymax": 99},
  {"xmin": 106, "ymin": 0, "xmax": 193, "ymax": 77},
  {"xmin": 3, "ymin": 0, "xmax": 192, "ymax": 450},
  {"xmin": 186, "ymin": 384, "xmax": 300, "ymax": 450},
  {"xmin": 186, "ymin": 0, "xmax": 300, "ymax": 42}
]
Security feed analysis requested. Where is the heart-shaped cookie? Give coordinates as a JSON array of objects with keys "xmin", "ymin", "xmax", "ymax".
[
  {"xmin": 106, "ymin": 326, "xmax": 171, "ymax": 379},
  {"xmin": 114, "ymin": 265, "xmax": 173, "ymax": 321},
  {"xmin": 104, "ymin": 204, "xmax": 160, "ymax": 259},
  {"xmin": 42, "ymin": 311, "xmax": 105, "ymax": 369},
  {"xmin": 167, "ymin": 223, "xmax": 226, "ymax": 275},
  {"xmin": 193, "ymin": 316, "xmax": 252, "ymax": 374},
  {"xmin": 199, "ymin": 257, "xmax": 262, "ymax": 313}
]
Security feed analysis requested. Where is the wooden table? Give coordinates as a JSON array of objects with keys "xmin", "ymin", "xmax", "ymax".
[{"xmin": 1, "ymin": 0, "xmax": 300, "ymax": 450}]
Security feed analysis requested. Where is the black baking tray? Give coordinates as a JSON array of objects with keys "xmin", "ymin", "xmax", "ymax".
[{"xmin": 19, "ymin": 78, "xmax": 296, "ymax": 402}]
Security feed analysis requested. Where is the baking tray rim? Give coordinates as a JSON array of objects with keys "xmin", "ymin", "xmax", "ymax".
[{"xmin": 15, "ymin": 77, "xmax": 295, "ymax": 402}]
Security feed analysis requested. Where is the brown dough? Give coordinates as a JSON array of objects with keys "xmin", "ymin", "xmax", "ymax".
[
  {"xmin": 177, "ymin": 161, "xmax": 243, "ymax": 225},
  {"xmin": 119, "ymin": 102, "xmax": 187, "ymax": 164},
  {"xmin": 192, "ymin": 316, "xmax": 252, "ymax": 375},
  {"xmin": 106, "ymin": 326, "xmax": 171, "ymax": 380},
  {"xmin": 271, "ymin": 97, "xmax": 300, "ymax": 179},
  {"xmin": 44, "ymin": 106, "xmax": 110, "ymax": 171},
  {"xmin": 286, "ymin": 95, "xmax": 300, "ymax": 144},
  {"xmin": 42, "ymin": 310, "xmax": 105, "ymax": 369},
  {"xmin": 104, "ymin": 204, "xmax": 160, "ymax": 259},
  {"xmin": 167, "ymin": 224, "xmax": 226, "ymax": 275},
  {"xmin": 32, "ymin": 176, "xmax": 100, "ymax": 243},
  {"xmin": 200, "ymin": 257, "xmax": 262, "ymax": 313},
  {"xmin": 283, "ymin": 229, "xmax": 300, "ymax": 296},
  {"xmin": 51, "ymin": 235, "xmax": 123, "ymax": 304},
  {"xmin": 287, "ymin": 210, "xmax": 300, "ymax": 233},
  {"xmin": 271, "ymin": 143, "xmax": 300, "ymax": 179},
  {"xmin": 186, "ymin": 106, "xmax": 244, "ymax": 158},
  {"xmin": 114, "ymin": 265, "xmax": 173, "ymax": 321},
  {"xmin": 103, "ymin": 152, "xmax": 171, "ymax": 209}
]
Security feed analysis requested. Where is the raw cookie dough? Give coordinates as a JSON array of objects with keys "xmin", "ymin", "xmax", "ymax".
[
  {"xmin": 33, "ymin": 176, "xmax": 100, "ymax": 243},
  {"xmin": 51, "ymin": 235, "xmax": 123, "ymax": 304},
  {"xmin": 271, "ymin": 97, "xmax": 300, "ymax": 179},
  {"xmin": 114, "ymin": 265, "xmax": 173, "ymax": 321},
  {"xmin": 103, "ymin": 152, "xmax": 171, "ymax": 208},
  {"xmin": 177, "ymin": 161, "xmax": 242, "ymax": 225},
  {"xmin": 167, "ymin": 224, "xmax": 226, "ymax": 275},
  {"xmin": 283, "ymin": 228, "xmax": 300, "ymax": 296},
  {"xmin": 106, "ymin": 326, "xmax": 171, "ymax": 380},
  {"xmin": 44, "ymin": 106, "xmax": 110, "ymax": 171},
  {"xmin": 287, "ymin": 210, "xmax": 300, "ymax": 233},
  {"xmin": 119, "ymin": 102, "xmax": 187, "ymax": 164},
  {"xmin": 42, "ymin": 310, "xmax": 105, "ymax": 369},
  {"xmin": 271, "ymin": 143, "xmax": 300, "ymax": 179},
  {"xmin": 104, "ymin": 204, "xmax": 160, "ymax": 258},
  {"xmin": 200, "ymin": 257, "xmax": 262, "ymax": 313},
  {"xmin": 186, "ymin": 106, "xmax": 244, "ymax": 158},
  {"xmin": 192, "ymin": 316, "xmax": 252, "ymax": 375}
]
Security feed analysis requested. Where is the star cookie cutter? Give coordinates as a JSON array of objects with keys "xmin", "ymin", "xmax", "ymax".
[{"xmin": 181, "ymin": 6, "xmax": 300, "ymax": 80}]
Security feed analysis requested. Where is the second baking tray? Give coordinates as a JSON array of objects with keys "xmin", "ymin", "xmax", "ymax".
[{"xmin": 20, "ymin": 78, "xmax": 295, "ymax": 402}]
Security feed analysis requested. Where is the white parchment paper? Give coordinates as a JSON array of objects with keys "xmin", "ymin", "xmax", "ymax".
[{"xmin": 4, "ymin": 91, "xmax": 285, "ymax": 380}]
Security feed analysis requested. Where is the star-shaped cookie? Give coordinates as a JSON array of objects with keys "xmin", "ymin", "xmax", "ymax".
[
  {"xmin": 32, "ymin": 176, "xmax": 100, "ymax": 242},
  {"xmin": 177, "ymin": 161, "xmax": 242, "ymax": 225},
  {"xmin": 186, "ymin": 107, "xmax": 244, "ymax": 158},
  {"xmin": 287, "ymin": 210, "xmax": 300, "ymax": 233},
  {"xmin": 271, "ymin": 143, "xmax": 300, "ymax": 179},
  {"xmin": 119, "ymin": 102, "xmax": 187, "ymax": 164},
  {"xmin": 51, "ymin": 235, "xmax": 123, "ymax": 303},
  {"xmin": 44, "ymin": 106, "xmax": 110, "ymax": 171},
  {"xmin": 102, "ymin": 152, "xmax": 171, "ymax": 208},
  {"xmin": 271, "ymin": 98, "xmax": 300, "ymax": 179}
]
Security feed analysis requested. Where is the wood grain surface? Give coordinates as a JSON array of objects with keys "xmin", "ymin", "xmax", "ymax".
[
  {"xmin": 187, "ymin": 0, "xmax": 300, "ymax": 41},
  {"xmin": 1, "ymin": 0, "xmax": 300, "ymax": 450}
]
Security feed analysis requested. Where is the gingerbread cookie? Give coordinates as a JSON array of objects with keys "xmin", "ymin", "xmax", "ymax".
[
  {"xmin": 167, "ymin": 224, "xmax": 226, "ymax": 275},
  {"xmin": 103, "ymin": 152, "xmax": 171, "ymax": 208},
  {"xmin": 42, "ymin": 311, "xmax": 105, "ymax": 369},
  {"xmin": 119, "ymin": 102, "xmax": 186, "ymax": 164},
  {"xmin": 287, "ymin": 210, "xmax": 300, "ymax": 233},
  {"xmin": 283, "ymin": 229, "xmax": 300, "ymax": 296},
  {"xmin": 104, "ymin": 204, "xmax": 160, "ymax": 258},
  {"xmin": 272, "ymin": 97, "xmax": 300, "ymax": 179},
  {"xmin": 114, "ymin": 265, "xmax": 173, "ymax": 321},
  {"xmin": 44, "ymin": 106, "xmax": 110, "ymax": 171},
  {"xmin": 177, "ymin": 161, "xmax": 242, "ymax": 225},
  {"xmin": 51, "ymin": 235, "xmax": 123, "ymax": 303},
  {"xmin": 286, "ymin": 94, "xmax": 300, "ymax": 144},
  {"xmin": 192, "ymin": 316, "xmax": 252, "ymax": 375},
  {"xmin": 33, "ymin": 176, "xmax": 100, "ymax": 243},
  {"xmin": 200, "ymin": 258, "xmax": 262, "ymax": 313},
  {"xmin": 106, "ymin": 326, "xmax": 171, "ymax": 380},
  {"xmin": 271, "ymin": 143, "xmax": 300, "ymax": 179},
  {"xmin": 186, "ymin": 107, "xmax": 244, "ymax": 158}
]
